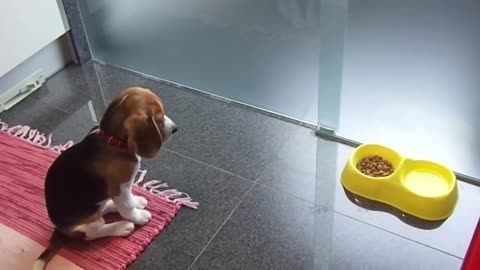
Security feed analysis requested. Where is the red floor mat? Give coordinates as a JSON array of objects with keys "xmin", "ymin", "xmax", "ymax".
[{"xmin": 0, "ymin": 120, "xmax": 197, "ymax": 269}]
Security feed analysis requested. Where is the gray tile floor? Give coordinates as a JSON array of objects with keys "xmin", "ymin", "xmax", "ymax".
[{"xmin": 1, "ymin": 62, "xmax": 479, "ymax": 269}]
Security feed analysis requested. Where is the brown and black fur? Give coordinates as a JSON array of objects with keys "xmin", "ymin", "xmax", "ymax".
[{"xmin": 34, "ymin": 87, "xmax": 172, "ymax": 269}]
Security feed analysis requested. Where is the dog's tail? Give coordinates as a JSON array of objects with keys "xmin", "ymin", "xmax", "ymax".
[{"xmin": 33, "ymin": 229, "xmax": 67, "ymax": 270}]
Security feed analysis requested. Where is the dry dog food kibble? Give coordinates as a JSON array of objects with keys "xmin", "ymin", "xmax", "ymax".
[{"xmin": 356, "ymin": 155, "xmax": 394, "ymax": 177}]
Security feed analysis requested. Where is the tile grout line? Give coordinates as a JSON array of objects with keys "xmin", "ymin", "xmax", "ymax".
[
  {"xmin": 334, "ymin": 211, "xmax": 465, "ymax": 260},
  {"xmin": 162, "ymin": 148, "xmax": 256, "ymax": 183},
  {"xmin": 255, "ymin": 181, "xmax": 316, "ymax": 206},
  {"xmin": 186, "ymin": 178, "xmax": 261, "ymax": 270},
  {"xmin": 27, "ymin": 63, "xmax": 108, "ymax": 114},
  {"xmin": 25, "ymin": 97, "xmax": 72, "ymax": 115}
]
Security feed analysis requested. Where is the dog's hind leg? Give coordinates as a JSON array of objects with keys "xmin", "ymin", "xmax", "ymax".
[
  {"xmin": 99, "ymin": 199, "xmax": 117, "ymax": 215},
  {"xmin": 99, "ymin": 197, "xmax": 147, "ymax": 216},
  {"xmin": 81, "ymin": 217, "xmax": 135, "ymax": 240}
]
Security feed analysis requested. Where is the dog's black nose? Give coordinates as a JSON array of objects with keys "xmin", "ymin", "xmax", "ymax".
[{"xmin": 172, "ymin": 127, "xmax": 178, "ymax": 134}]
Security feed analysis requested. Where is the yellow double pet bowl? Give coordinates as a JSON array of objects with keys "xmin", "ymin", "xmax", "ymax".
[{"xmin": 341, "ymin": 144, "xmax": 459, "ymax": 221}]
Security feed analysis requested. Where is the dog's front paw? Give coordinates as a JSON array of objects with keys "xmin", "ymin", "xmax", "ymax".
[
  {"xmin": 134, "ymin": 196, "xmax": 148, "ymax": 209},
  {"xmin": 129, "ymin": 209, "xmax": 152, "ymax": 225},
  {"xmin": 114, "ymin": 221, "xmax": 135, "ymax": 237}
]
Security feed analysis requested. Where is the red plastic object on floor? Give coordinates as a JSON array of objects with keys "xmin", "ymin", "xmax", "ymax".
[{"xmin": 462, "ymin": 218, "xmax": 480, "ymax": 270}]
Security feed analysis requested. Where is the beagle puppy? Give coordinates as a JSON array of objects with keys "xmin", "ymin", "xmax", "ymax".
[{"xmin": 34, "ymin": 87, "xmax": 177, "ymax": 270}]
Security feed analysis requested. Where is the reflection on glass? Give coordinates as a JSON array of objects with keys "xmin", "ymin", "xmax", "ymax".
[
  {"xmin": 339, "ymin": 0, "xmax": 480, "ymax": 179},
  {"xmin": 317, "ymin": 0, "xmax": 348, "ymax": 130},
  {"xmin": 79, "ymin": 0, "xmax": 322, "ymax": 123}
]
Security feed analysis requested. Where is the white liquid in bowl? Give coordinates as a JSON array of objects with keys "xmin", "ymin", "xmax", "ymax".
[{"xmin": 404, "ymin": 171, "xmax": 449, "ymax": 197}]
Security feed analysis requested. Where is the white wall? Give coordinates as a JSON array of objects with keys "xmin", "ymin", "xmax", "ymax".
[
  {"xmin": 0, "ymin": 34, "xmax": 75, "ymax": 95},
  {"xmin": 0, "ymin": 0, "xmax": 69, "ymax": 77}
]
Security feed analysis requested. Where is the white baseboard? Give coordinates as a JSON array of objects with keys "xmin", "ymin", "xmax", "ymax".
[
  {"xmin": 0, "ymin": 33, "xmax": 75, "ymax": 112},
  {"xmin": 0, "ymin": 70, "xmax": 45, "ymax": 112}
]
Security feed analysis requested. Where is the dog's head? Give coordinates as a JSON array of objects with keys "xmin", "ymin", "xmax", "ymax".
[{"xmin": 101, "ymin": 87, "xmax": 177, "ymax": 158}]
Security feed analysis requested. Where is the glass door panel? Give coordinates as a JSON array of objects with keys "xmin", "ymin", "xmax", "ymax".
[
  {"xmin": 79, "ymin": 0, "xmax": 323, "ymax": 124},
  {"xmin": 329, "ymin": 0, "xmax": 480, "ymax": 179}
]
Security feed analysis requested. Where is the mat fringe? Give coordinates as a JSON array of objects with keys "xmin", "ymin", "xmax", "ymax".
[
  {"xmin": 0, "ymin": 119, "xmax": 73, "ymax": 153},
  {"xmin": 0, "ymin": 119, "xmax": 198, "ymax": 209}
]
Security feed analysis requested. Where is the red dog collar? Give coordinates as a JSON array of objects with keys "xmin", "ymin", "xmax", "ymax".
[{"xmin": 98, "ymin": 130, "xmax": 128, "ymax": 149}]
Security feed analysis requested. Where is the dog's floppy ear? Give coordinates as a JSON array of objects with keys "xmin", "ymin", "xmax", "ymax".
[{"xmin": 124, "ymin": 110, "xmax": 163, "ymax": 158}]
